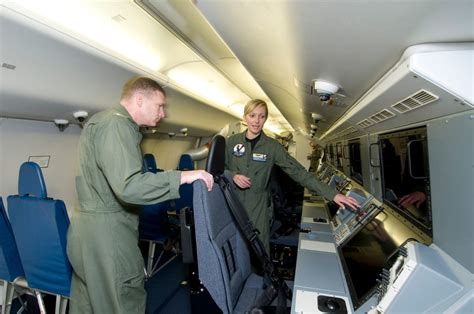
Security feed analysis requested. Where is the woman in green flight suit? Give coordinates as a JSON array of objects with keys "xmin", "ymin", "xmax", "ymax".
[
  {"xmin": 225, "ymin": 99, "xmax": 359, "ymax": 253},
  {"xmin": 67, "ymin": 77, "xmax": 214, "ymax": 314}
]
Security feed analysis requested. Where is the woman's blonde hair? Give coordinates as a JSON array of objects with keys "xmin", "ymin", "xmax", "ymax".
[{"xmin": 243, "ymin": 99, "xmax": 268, "ymax": 118}]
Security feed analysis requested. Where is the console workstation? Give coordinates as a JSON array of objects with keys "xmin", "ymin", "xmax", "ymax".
[{"xmin": 291, "ymin": 163, "xmax": 472, "ymax": 313}]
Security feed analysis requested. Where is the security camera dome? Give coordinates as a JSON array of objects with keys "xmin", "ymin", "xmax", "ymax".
[
  {"xmin": 313, "ymin": 80, "xmax": 340, "ymax": 100},
  {"xmin": 73, "ymin": 110, "xmax": 89, "ymax": 123},
  {"xmin": 54, "ymin": 119, "xmax": 69, "ymax": 132},
  {"xmin": 319, "ymin": 93, "xmax": 332, "ymax": 102}
]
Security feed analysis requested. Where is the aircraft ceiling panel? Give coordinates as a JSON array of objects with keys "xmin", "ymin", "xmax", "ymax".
[
  {"xmin": 0, "ymin": 8, "xmax": 238, "ymax": 136},
  {"xmin": 194, "ymin": 0, "xmax": 474, "ymax": 137}
]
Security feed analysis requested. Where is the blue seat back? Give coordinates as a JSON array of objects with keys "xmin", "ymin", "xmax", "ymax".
[
  {"xmin": 175, "ymin": 154, "xmax": 194, "ymax": 213},
  {"xmin": 7, "ymin": 162, "xmax": 72, "ymax": 296},
  {"xmin": 139, "ymin": 201, "xmax": 171, "ymax": 241},
  {"xmin": 140, "ymin": 154, "xmax": 170, "ymax": 241},
  {"xmin": 178, "ymin": 154, "xmax": 194, "ymax": 171},
  {"xmin": 0, "ymin": 197, "xmax": 25, "ymax": 282},
  {"xmin": 143, "ymin": 153, "xmax": 158, "ymax": 173}
]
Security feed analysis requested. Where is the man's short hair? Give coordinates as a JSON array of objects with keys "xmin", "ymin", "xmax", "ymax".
[{"xmin": 120, "ymin": 76, "xmax": 166, "ymax": 100}]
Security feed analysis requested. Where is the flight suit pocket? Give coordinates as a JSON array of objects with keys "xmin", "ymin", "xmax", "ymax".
[{"xmin": 119, "ymin": 271, "xmax": 146, "ymax": 313}]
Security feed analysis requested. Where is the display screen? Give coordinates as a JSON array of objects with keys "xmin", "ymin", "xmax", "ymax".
[
  {"xmin": 379, "ymin": 127, "xmax": 432, "ymax": 233},
  {"xmin": 328, "ymin": 174, "xmax": 343, "ymax": 189},
  {"xmin": 338, "ymin": 210, "xmax": 429, "ymax": 308}
]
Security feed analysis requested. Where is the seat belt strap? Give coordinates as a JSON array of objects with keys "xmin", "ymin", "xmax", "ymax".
[{"xmin": 216, "ymin": 175, "xmax": 292, "ymax": 309}]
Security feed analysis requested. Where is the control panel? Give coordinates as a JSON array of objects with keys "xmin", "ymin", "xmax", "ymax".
[
  {"xmin": 331, "ymin": 190, "xmax": 382, "ymax": 246},
  {"xmin": 319, "ymin": 167, "xmax": 335, "ymax": 184}
]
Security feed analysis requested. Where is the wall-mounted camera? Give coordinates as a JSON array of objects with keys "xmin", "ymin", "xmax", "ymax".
[
  {"xmin": 54, "ymin": 119, "xmax": 69, "ymax": 132},
  {"xmin": 73, "ymin": 110, "xmax": 89, "ymax": 123}
]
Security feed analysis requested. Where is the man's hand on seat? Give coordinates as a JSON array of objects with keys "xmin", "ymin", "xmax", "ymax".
[{"xmin": 181, "ymin": 170, "xmax": 214, "ymax": 191}]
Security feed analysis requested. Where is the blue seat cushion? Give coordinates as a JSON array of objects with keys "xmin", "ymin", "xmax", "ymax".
[
  {"xmin": 0, "ymin": 198, "xmax": 25, "ymax": 282},
  {"xmin": 7, "ymin": 196, "xmax": 71, "ymax": 296},
  {"xmin": 139, "ymin": 201, "xmax": 171, "ymax": 241},
  {"xmin": 174, "ymin": 183, "xmax": 193, "ymax": 214}
]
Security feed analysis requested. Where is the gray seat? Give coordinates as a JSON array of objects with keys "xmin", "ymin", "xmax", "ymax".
[{"xmin": 193, "ymin": 171, "xmax": 267, "ymax": 314}]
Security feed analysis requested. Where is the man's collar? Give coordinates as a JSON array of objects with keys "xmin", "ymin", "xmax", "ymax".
[{"xmin": 112, "ymin": 104, "xmax": 139, "ymax": 129}]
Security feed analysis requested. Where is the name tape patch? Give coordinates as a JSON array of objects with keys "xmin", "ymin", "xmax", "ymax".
[{"xmin": 252, "ymin": 153, "xmax": 267, "ymax": 162}]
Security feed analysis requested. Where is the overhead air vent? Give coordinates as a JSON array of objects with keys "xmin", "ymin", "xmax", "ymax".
[
  {"xmin": 370, "ymin": 109, "xmax": 395, "ymax": 124},
  {"xmin": 357, "ymin": 118, "xmax": 374, "ymax": 128},
  {"xmin": 339, "ymin": 126, "xmax": 357, "ymax": 136},
  {"xmin": 391, "ymin": 89, "xmax": 439, "ymax": 113},
  {"xmin": 330, "ymin": 126, "xmax": 358, "ymax": 140}
]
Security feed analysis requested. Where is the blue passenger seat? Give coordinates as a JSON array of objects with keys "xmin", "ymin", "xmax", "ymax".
[
  {"xmin": 7, "ymin": 162, "xmax": 71, "ymax": 313},
  {"xmin": 139, "ymin": 154, "xmax": 178, "ymax": 279},
  {"xmin": 143, "ymin": 153, "xmax": 161, "ymax": 173},
  {"xmin": 174, "ymin": 154, "xmax": 194, "ymax": 214},
  {"xmin": 174, "ymin": 154, "xmax": 196, "ymax": 264},
  {"xmin": 0, "ymin": 197, "xmax": 27, "ymax": 313}
]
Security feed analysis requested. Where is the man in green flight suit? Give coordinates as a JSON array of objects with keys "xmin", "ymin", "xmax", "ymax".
[
  {"xmin": 67, "ymin": 76, "xmax": 214, "ymax": 313},
  {"xmin": 226, "ymin": 99, "xmax": 359, "ymax": 253}
]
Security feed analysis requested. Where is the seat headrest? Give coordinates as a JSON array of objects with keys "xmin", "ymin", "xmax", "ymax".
[
  {"xmin": 178, "ymin": 154, "xmax": 194, "ymax": 171},
  {"xmin": 18, "ymin": 162, "xmax": 48, "ymax": 198},
  {"xmin": 143, "ymin": 154, "xmax": 158, "ymax": 174},
  {"xmin": 205, "ymin": 135, "xmax": 225, "ymax": 177}
]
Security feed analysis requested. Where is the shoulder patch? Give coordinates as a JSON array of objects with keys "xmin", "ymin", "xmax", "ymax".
[{"xmin": 233, "ymin": 143, "xmax": 245, "ymax": 157}]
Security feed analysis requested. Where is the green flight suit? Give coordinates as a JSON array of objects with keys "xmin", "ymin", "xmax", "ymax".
[
  {"xmin": 67, "ymin": 105, "xmax": 181, "ymax": 314},
  {"xmin": 225, "ymin": 131, "xmax": 337, "ymax": 252}
]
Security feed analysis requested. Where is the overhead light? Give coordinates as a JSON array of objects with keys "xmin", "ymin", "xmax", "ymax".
[
  {"xmin": 227, "ymin": 103, "xmax": 244, "ymax": 117},
  {"xmin": 9, "ymin": 1, "xmax": 161, "ymax": 71},
  {"xmin": 167, "ymin": 65, "xmax": 249, "ymax": 113},
  {"xmin": 5, "ymin": 1, "xmax": 295, "ymax": 136}
]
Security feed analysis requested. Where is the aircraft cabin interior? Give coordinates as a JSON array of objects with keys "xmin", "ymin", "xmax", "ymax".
[{"xmin": 0, "ymin": 1, "xmax": 473, "ymax": 313}]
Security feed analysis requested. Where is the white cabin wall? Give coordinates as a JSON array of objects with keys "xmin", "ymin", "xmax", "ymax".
[
  {"xmin": 427, "ymin": 111, "xmax": 474, "ymax": 273},
  {"xmin": 292, "ymin": 133, "xmax": 312, "ymax": 170},
  {"xmin": 0, "ymin": 118, "xmax": 81, "ymax": 214},
  {"xmin": 141, "ymin": 136, "xmax": 196, "ymax": 170}
]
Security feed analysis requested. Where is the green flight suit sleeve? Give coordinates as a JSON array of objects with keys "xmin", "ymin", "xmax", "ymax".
[
  {"xmin": 273, "ymin": 142, "xmax": 337, "ymax": 201},
  {"xmin": 95, "ymin": 117, "xmax": 181, "ymax": 205}
]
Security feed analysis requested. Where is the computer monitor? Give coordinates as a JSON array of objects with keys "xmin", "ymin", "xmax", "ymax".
[{"xmin": 338, "ymin": 210, "xmax": 430, "ymax": 309}]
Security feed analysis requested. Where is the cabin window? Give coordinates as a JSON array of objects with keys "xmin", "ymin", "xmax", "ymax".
[
  {"xmin": 378, "ymin": 127, "xmax": 432, "ymax": 234},
  {"xmin": 348, "ymin": 139, "xmax": 363, "ymax": 184},
  {"xmin": 328, "ymin": 144, "xmax": 335, "ymax": 164},
  {"xmin": 335, "ymin": 142, "xmax": 343, "ymax": 171}
]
